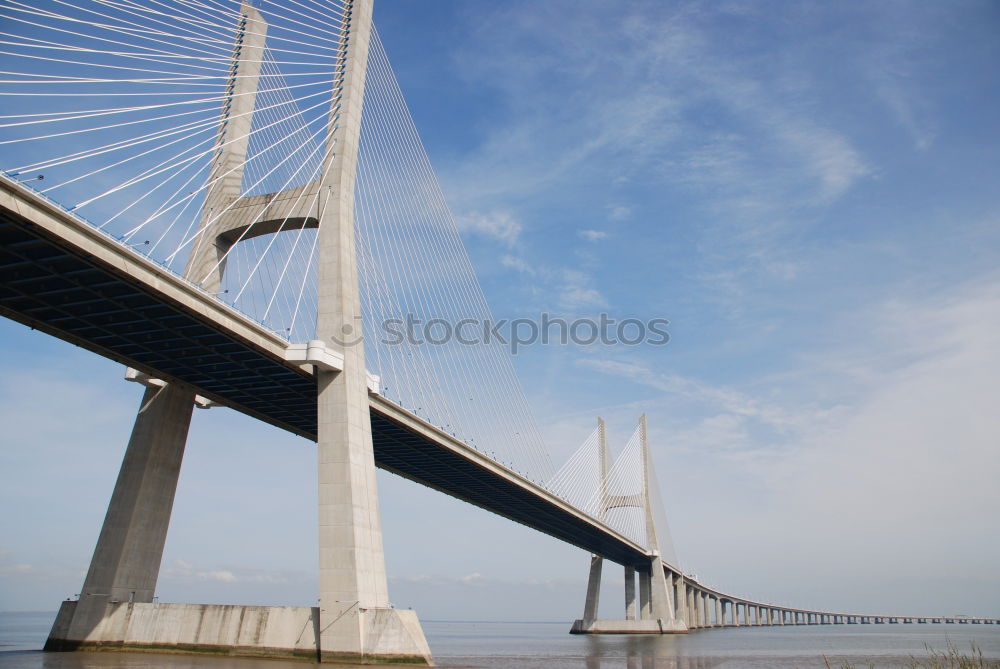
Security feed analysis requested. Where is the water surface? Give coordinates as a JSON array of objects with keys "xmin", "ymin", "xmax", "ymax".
[{"xmin": 2, "ymin": 612, "xmax": 998, "ymax": 668}]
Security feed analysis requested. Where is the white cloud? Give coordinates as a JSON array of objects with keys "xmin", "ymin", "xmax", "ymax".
[
  {"xmin": 608, "ymin": 206, "xmax": 631, "ymax": 221},
  {"xmin": 0, "ymin": 563, "xmax": 33, "ymax": 574},
  {"xmin": 578, "ymin": 229, "xmax": 608, "ymax": 242},
  {"xmin": 577, "ymin": 357, "xmax": 807, "ymax": 434},
  {"xmin": 777, "ymin": 124, "xmax": 870, "ymax": 201},
  {"xmin": 559, "ymin": 270, "xmax": 608, "ymax": 309},
  {"xmin": 456, "ymin": 210, "xmax": 522, "ymax": 247},
  {"xmin": 162, "ymin": 559, "xmax": 289, "ymax": 586},
  {"xmin": 500, "ymin": 254, "xmax": 534, "ymax": 274}
]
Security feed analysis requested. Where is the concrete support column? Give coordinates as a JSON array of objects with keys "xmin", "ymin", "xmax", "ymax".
[
  {"xmin": 58, "ymin": 383, "xmax": 194, "ymax": 644},
  {"xmin": 733, "ymin": 602, "xmax": 740, "ymax": 627},
  {"xmin": 661, "ymin": 569, "xmax": 676, "ymax": 620},
  {"xmin": 686, "ymin": 587, "xmax": 696, "ymax": 628},
  {"xmin": 185, "ymin": 3, "xmax": 268, "ymax": 291},
  {"xmin": 715, "ymin": 598, "xmax": 722, "ymax": 627},
  {"xmin": 49, "ymin": 2, "xmax": 262, "ymax": 651},
  {"xmin": 313, "ymin": 0, "xmax": 429, "ymax": 661},
  {"xmin": 582, "ymin": 555, "xmax": 602, "ymax": 623},
  {"xmin": 624, "ymin": 566, "xmax": 636, "ymax": 621},
  {"xmin": 647, "ymin": 559, "xmax": 674, "ymax": 622},
  {"xmin": 638, "ymin": 569, "xmax": 652, "ymax": 620},
  {"xmin": 673, "ymin": 574, "xmax": 686, "ymax": 626}
]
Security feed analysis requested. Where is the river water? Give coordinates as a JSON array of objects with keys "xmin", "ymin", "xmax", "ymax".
[{"xmin": 2, "ymin": 612, "xmax": 999, "ymax": 668}]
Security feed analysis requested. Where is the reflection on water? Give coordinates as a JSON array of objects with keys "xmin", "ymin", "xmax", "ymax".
[
  {"xmin": 1, "ymin": 614, "xmax": 999, "ymax": 669},
  {"xmin": 585, "ymin": 655, "xmax": 728, "ymax": 669}
]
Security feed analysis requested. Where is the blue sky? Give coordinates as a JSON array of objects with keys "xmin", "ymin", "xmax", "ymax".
[{"xmin": 2, "ymin": 0, "xmax": 1000, "ymax": 621}]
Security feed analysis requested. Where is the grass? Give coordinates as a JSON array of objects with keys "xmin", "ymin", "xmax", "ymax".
[{"xmin": 825, "ymin": 643, "xmax": 1000, "ymax": 669}]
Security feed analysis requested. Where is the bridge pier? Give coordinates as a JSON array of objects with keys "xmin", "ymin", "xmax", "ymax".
[
  {"xmin": 571, "ymin": 416, "xmax": 686, "ymax": 635},
  {"xmin": 46, "ymin": 0, "xmax": 266, "ymax": 650},
  {"xmin": 46, "ymin": 382, "xmax": 194, "ymax": 651},
  {"xmin": 625, "ymin": 565, "xmax": 637, "ymax": 620},
  {"xmin": 44, "ymin": 0, "xmax": 432, "ymax": 663}
]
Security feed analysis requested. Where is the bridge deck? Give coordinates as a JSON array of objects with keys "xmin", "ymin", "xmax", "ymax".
[{"xmin": 0, "ymin": 178, "xmax": 648, "ymax": 568}]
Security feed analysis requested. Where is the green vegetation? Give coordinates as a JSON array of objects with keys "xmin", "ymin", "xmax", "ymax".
[{"xmin": 825, "ymin": 644, "xmax": 1000, "ymax": 669}]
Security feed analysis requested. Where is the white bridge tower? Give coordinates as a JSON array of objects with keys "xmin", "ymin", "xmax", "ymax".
[{"xmin": 45, "ymin": 1, "xmax": 432, "ymax": 663}]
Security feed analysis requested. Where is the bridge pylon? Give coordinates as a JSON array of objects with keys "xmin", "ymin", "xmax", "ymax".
[
  {"xmin": 44, "ymin": 1, "xmax": 432, "ymax": 663},
  {"xmin": 571, "ymin": 415, "xmax": 687, "ymax": 634}
]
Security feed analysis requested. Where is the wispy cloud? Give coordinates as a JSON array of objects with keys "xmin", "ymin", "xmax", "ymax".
[
  {"xmin": 608, "ymin": 205, "xmax": 632, "ymax": 221},
  {"xmin": 559, "ymin": 270, "xmax": 607, "ymax": 309},
  {"xmin": 578, "ymin": 229, "xmax": 607, "ymax": 242},
  {"xmin": 455, "ymin": 210, "xmax": 522, "ymax": 247},
  {"xmin": 162, "ymin": 559, "xmax": 292, "ymax": 586},
  {"xmin": 439, "ymin": 1, "xmax": 911, "ymax": 312},
  {"xmin": 500, "ymin": 254, "xmax": 535, "ymax": 274}
]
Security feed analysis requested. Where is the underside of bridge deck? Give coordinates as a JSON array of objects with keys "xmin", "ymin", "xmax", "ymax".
[{"xmin": 0, "ymin": 195, "xmax": 648, "ymax": 568}]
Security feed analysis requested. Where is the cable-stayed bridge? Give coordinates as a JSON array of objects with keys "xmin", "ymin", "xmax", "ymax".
[{"xmin": 0, "ymin": 0, "xmax": 994, "ymax": 664}]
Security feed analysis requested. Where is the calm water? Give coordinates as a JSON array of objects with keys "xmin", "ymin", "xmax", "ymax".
[{"xmin": 2, "ymin": 611, "xmax": 999, "ymax": 668}]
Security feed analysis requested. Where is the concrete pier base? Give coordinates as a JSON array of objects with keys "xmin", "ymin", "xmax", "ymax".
[
  {"xmin": 45, "ymin": 600, "xmax": 432, "ymax": 665},
  {"xmin": 570, "ymin": 618, "xmax": 688, "ymax": 634}
]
